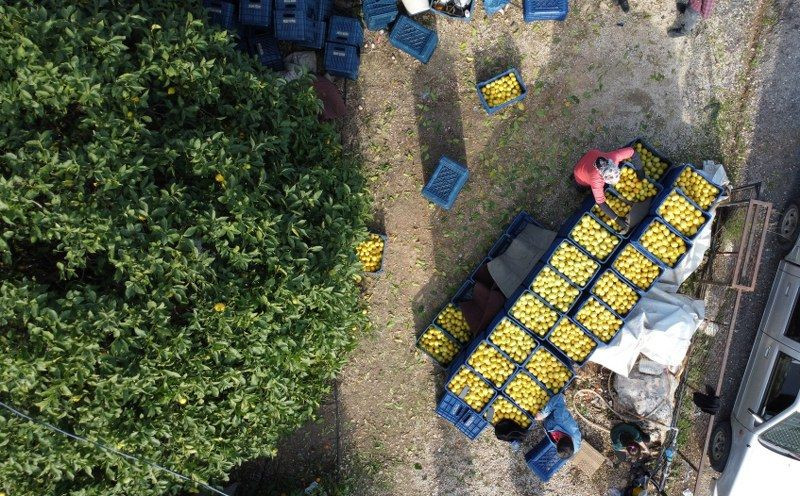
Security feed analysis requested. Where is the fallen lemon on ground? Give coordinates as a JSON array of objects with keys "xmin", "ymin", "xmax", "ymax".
[
  {"xmin": 356, "ymin": 234, "xmax": 384, "ymax": 272},
  {"xmin": 510, "ymin": 292, "xmax": 559, "ymax": 336}
]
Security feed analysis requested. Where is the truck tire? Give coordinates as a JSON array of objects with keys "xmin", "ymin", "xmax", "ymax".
[{"xmin": 709, "ymin": 420, "xmax": 732, "ymax": 472}]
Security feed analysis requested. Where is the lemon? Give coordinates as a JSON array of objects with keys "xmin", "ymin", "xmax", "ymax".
[
  {"xmin": 510, "ymin": 292, "xmax": 559, "ymax": 336},
  {"xmin": 505, "ymin": 372, "xmax": 549, "ymax": 415},
  {"xmin": 576, "ymin": 297, "xmax": 623, "ymax": 343},
  {"xmin": 676, "ymin": 167, "xmax": 718, "ymax": 209},
  {"xmin": 640, "ymin": 220, "xmax": 687, "ymax": 267},
  {"xmin": 591, "ymin": 195, "xmax": 632, "ymax": 232},
  {"xmin": 355, "ymin": 234, "xmax": 384, "ymax": 272},
  {"xmin": 418, "ymin": 326, "xmax": 459, "ymax": 364},
  {"xmin": 612, "ymin": 245, "xmax": 660, "ymax": 290},
  {"xmin": 549, "ymin": 241, "xmax": 599, "ymax": 286},
  {"xmin": 548, "ymin": 319, "xmax": 597, "ymax": 362},
  {"xmin": 526, "ymin": 348, "xmax": 572, "ymax": 392},
  {"xmin": 489, "ymin": 318, "xmax": 535, "ymax": 363},
  {"xmin": 468, "ymin": 343, "xmax": 515, "ymax": 387},
  {"xmin": 481, "ymin": 73, "xmax": 522, "ymax": 108},
  {"xmin": 615, "ymin": 167, "xmax": 658, "ymax": 202},
  {"xmin": 657, "ymin": 191, "xmax": 706, "ymax": 236},
  {"xmin": 570, "ymin": 214, "xmax": 620, "ymax": 260},
  {"xmin": 633, "ymin": 143, "xmax": 668, "ymax": 180},
  {"xmin": 531, "ymin": 267, "xmax": 579, "ymax": 312},
  {"xmin": 435, "ymin": 303, "xmax": 470, "ymax": 343},
  {"xmin": 591, "ymin": 270, "xmax": 639, "ymax": 315},
  {"xmin": 486, "ymin": 397, "xmax": 531, "ymax": 428},
  {"xmin": 447, "ymin": 366, "xmax": 494, "ymax": 412}
]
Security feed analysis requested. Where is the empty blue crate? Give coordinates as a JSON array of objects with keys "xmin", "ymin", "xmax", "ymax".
[
  {"xmin": 363, "ymin": 0, "xmax": 398, "ymax": 31},
  {"xmin": 523, "ymin": 0, "xmax": 569, "ymax": 22},
  {"xmin": 422, "ymin": 156, "xmax": 469, "ymax": 210},
  {"xmin": 389, "ymin": 15, "xmax": 438, "ymax": 64},
  {"xmin": 525, "ymin": 436, "xmax": 570, "ymax": 481},
  {"xmin": 300, "ymin": 20, "xmax": 326, "ymax": 49},
  {"xmin": 307, "ymin": 0, "xmax": 333, "ymax": 20},
  {"xmin": 324, "ymin": 42, "xmax": 360, "ymax": 80},
  {"xmin": 275, "ymin": 10, "xmax": 307, "ymax": 41},
  {"xmin": 204, "ymin": 0, "xmax": 237, "ymax": 29},
  {"xmin": 239, "ymin": 0, "xmax": 271, "ymax": 27},
  {"xmin": 327, "ymin": 16, "xmax": 364, "ymax": 47},
  {"xmin": 248, "ymin": 34, "xmax": 284, "ymax": 70},
  {"xmin": 436, "ymin": 392, "xmax": 487, "ymax": 440}
]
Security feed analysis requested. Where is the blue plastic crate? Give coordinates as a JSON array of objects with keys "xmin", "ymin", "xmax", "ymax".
[
  {"xmin": 274, "ymin": 10, "xmax": 307, "ymax": 41},
  {"xmin": 558, "ymin": 210, "xmax": 623, "ymax": 264},
  {"xmin": 571, "ymin": 294, "xmax": 625, "ymax": 345},
  {"xmin": 416, "ymin": 323, "xmax": 462, "ymax": 367},
  {"xmin": 389, "ymin": 15, "xmax": 438, "ymax": 64},
  {"xmin": 660, "ymin": 163, "xmax": 724, "ymax": 212},
  {"xmin": 436, "ymin": 392, "xmax": 488, "ymax": 440},
  {"xmin": 276, "ymin": 0, "xmax": 305, "ymax": 9},
  {"xmin": 327, "ymin": 16, "xmax": 364, "ymax": 47},
  {"xmin": 610, "ymin": 243, "xmax": 665, "ymax": 291},
  {"xmin": 239, "ymin": 0, "xmax": 271, "ymax": 27},
  {"xmin": 429, "ymin": 0, "xmax": 475, "ymax": 21},
  {"xmin": 484, "ymin": 393, "xmax": 535, "ymax": 431},
  {"xmin": 248, "ymin": 33, "xmax": 284, "ymax": 70},
  {"xmin": 588, "ymin": 268, "xmax": 643, "ymax": 318},
  {"xmin": 486, "ymin": 315, "xmax": 540, "ymax": 365},
  {"xmin": 630, "ymin": 216, "xmax": 691, "ymax": 269},
  {"xmin": 523, "ymin": 263, "xmax": 582, "ymax": 314},
  {"xmin": 466, "ymin": 339, "xmax": 518, "ymax": 389},
  {"xmin": 505, "ymin": 290, "xmax": 561, "ymax": 339},
  {"xmin": 523, "ymin": 0, "xmax": 569, "ymax": 22},
  {"xmin": 525, "ymin": 435, "xmax": 569, "ymax": 481},
  {"xmin": 445, "ymin": 364, "xmax": 497, "ymax": 414},
  {"xmin": 324, "ymin": 42, "xmax": 360, "ymax": 80},
  {"xmin": 502, "ymin": 368, "xmax": 553, "ymax": 417},
  {"xmin": 363, "ymin": 4, "xmax": 398, "ymax": 31},
  {"xmin": 307, "ymin": 0, "xmax": 334, "ymax": 20},
  {"xmin": 540, "ymin": 238, "xmax": 601, "ymax": 290},
  {"xmin": 544, "ymin": 315, "xmax": 599, "ymax": 368},
  {"xmin": 625, "ymin": 137, "xmax": 674, "ymax": 183},
  {"xmin": 651, "ymin": 187, "xmax": 711, "ymax": 240},
  {"xmin": 299, "ymin": 20, "xmax": 326, "ymax": 49},
  {"xmin": 579, "ymin": 188, "xmax": 634, "ymax": 238},
  {"xmin": 476, "ymin": 68, "xmax": 528, "ymax": 115},
  {"xmin": 421, "ymin": 156, "xmax": 468, "ymax": 209},
  {"xmin": 505, "ymin": 210, "xmax": 542, "ymax": 237},
  {"xmin": 484, "ymin": 0, "xmax": 511, "ymax": 15},
  {"xmin": 608, "ymin": 162, "xmax": 663, "ymax": 205},
  {"xmin": 205, "ymin": 0, "xmax": 237, "ymax": 29},
  {"xmin": 522, "ymin": 344, "xmax": 575, "ymax": 396}
]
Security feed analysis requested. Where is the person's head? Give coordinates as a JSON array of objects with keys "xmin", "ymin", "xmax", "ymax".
[
  {"xmin": 595, "ymin": 157, "xmax": 620, "ymax": 185},
  {"xmin": 620, "ymin": 432, "xmax": 641, "ymax": 456},
  {"xmin": 556, "ymin": 435, "xmax": 574, "ymax": 459}
]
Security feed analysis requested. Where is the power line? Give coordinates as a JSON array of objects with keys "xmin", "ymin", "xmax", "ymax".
[{"xmin": 0, "ymin": 400, "xmax": 228, "ymax": 496}]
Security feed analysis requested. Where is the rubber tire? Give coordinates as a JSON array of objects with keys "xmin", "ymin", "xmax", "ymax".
[{"xmin": 709, "ymin": 420, "xmax": 732, "ymax": 472}]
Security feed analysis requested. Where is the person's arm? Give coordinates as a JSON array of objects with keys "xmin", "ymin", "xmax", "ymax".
[{"xmin": 606, "ymin": 147, "xmax": 635, "ymax": 164}]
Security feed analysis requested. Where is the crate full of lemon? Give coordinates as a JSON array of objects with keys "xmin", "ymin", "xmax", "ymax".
[
  {"xmin": 674, "ymin": 165, "xmax": 721, "ymax": 210},
  {"xmin": 477, "ymin": 68, "xmax": 527, "ymax": 115},
  {"xmin": 416, "ymin": 325, "xmax": 462, "ymax": 367},
  {"xmin": 355, "ymin": 233, "xmax": 386, "ymax": 273},
  {"xmin": 631, "ymin": 141, "xmax": 669, "ymax": 181}
]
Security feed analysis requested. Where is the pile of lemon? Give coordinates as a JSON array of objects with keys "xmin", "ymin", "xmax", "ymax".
[
  {"xmin": 613, "ymin": 245, "xmax": 661, "ymax": 290},
  {"xmin": 549, "ymin": 318, "xmax": 597, "ymax": 362},
  {"xmin": 677, "ymin": 168, "xmax": 718, "ymax": 209},
  {"xmin": 634, "ymin": 143, "xmax": 668, "ymax": 180},
  {"xmin": 481, "ymin": 73, "xmax": 523, "ymax": 108},
  {"xmin": 436, "ymin": 304, "xmax": 470, "ymax": 343},
  {"xmin": 640, "ymin": 220, "xmax": 687, "ymax": 267},
  {"xmin": 487, "ymin": 397, "xmax": 531, "ymax": 428},
  {"xmin": 550, "ymin": 241, "xmax": 599, "ymax": 286},
  {"xmin": 448, "ymin": 366, "xmax": 494, "ymax": 412},
  {"xmin": 418, "ymin": 326, "xmax": 460, "ymax": 365},
  {"xmin": 658, "ymin": 191, "xmax": 706, "ymax": 237},
  {"xmin": 489, "ymin": 318, "xmax": 536, "ymax": 363},
  {"xmin": 526, "ymin": 348, "xmax": 572, "ymax": 393},
  {"xmin": 356, "ymin": 234, "xmax": 384, "ymax": 272},
  {"xmin": 592, "ymin": 271, "xmax": 639, "ymax": 316},
  {"xmin": 570, "ymin": 214, "xmax": 620, "ymax": 260},
  {"xmin": 531, "ymin": 267, "xmax": 580, "ymax": 312},
  {"xmin": 576, "ymin": 298, "xmax": 623, "ymax": 343},
  {"xmin": 592, "ymin": 195, "xmax": 632, "ymax": 232},
  {"xmin": 510, "ymin": 292, "xmax": 559, "ymax": 337},
  {"xmin": 615, "ymin": 167, "xmax": 658, "ymax": 202},
  {"xmin": 506, "ymin": 372, "xmax": 549, "ymax": 415},
  {"xmin": 468, "ymin": 343, "xmax": 515, "ymax": 387}
]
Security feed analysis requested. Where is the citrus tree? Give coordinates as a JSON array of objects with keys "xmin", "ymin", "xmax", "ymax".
[{"xmin": 0, "ymin": 1, "xmax": 368, "ymax": 494}]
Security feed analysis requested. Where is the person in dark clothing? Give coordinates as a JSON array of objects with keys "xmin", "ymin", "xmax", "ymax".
[
  {"xmin": 535, "ymin": 394, "xmax": 581, "ymax": 458},
  {"xmin": 613, "ymin": 0, "xmax": 716, "ymax": 38}
]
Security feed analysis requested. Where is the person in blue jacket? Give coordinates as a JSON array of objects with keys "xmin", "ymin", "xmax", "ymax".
[{"xmin": 535, "ymin": 394, "xmax": 581, "ymax": 459}]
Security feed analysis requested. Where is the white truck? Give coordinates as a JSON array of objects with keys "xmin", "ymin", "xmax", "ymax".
[{"xmin": 710, "ymin": 231, "xmax": 800, "ymax": 495}]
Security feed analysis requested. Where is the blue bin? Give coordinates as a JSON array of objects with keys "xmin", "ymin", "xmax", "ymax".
[
  {"xmin": 465, "ymin": 339, "xmax": 519, "ymax": 389},
  {"xmin": 328, "ymin": 16, "xmax": 364, "ymax": 47},
  {"xmin": 484, "ymin": 393, "xmax": 535, "ymax": 431},
  {"xmin": 276, "ymin": 0, "xmax": 305, "ymax": 9},
  {"xmin": 274, "ymin": 10, "xmax": 307, "ymax": 41},
  {"xmin": 540, "ymin": 238, "xmax": 600, "ymax": 290},
  {"xmin": 625, "ymin": 137, "xmax": 674, "ymax": 183},
  {"xmin": 205, "ymin": 0, "xmax": 237, "ymax": 29},
  {"xmin": 571, "ymin": 294, "xmax": 625, "ymax": 345},
  {"xmin": 445, "ymin": 364, "xmax": 498, "ymax": 414},
  {"xmin": 523, "ymin": 0, "xmax": 569, "ymax": 22},
  {"xmin": 389, "ymin": 15, "xmax": 438, "ymax": 64},
  {"xmin": 486, "ymin": 314, "xmax": 541, "ymax": 365},
  {"xmin": 248, "ymin": 33, "xmax": 284, "ymax": 70},
  {"xmin": 610, "ymin": 243, "xmax": 665, "ymax": 291},
  {"xmin": 436, "ymin": 391, "xmax": 488, "ymax": 440},
  {"xmin": 608, "ymin": 163, "xmax": 663, "ymax": 205},
  {"xmin": 476, "ymin": 68, "xmax": 528, "ymax": 115},
  {"xmin": 524, "ymin": 263, "xmax": 582, "ymax": 314},
  {"xmin": 651, "ymin": 187, "xmax": 711, "ymax": 240},
  {"xmin": 422, "ymin": 156, "xmax": 469, "ymax": 210},
  {"xmin": 580, "ymin": 189, "xmax": 633, "ymax": 238},
  {"xmin": 429, "ymin": 0, "xmax": 475, "ymax": 21},
  {"xmin": 505, "ymin": 290, "xmax": 561, "ymax": 339},
  {"xmin": 544, "ymin": 315, "xmax": 599, "ymax": 368},
  {"xmin": 324, "ymin": 42, "xmax": 360, "ymax": 80},
  {"xmin": 307, "ymin": 0, "xmax": 334, "ymax": 20},
  {"xmin": 588, "ymin": 268, "xmax": 643, "ymax": 318},
  {"xmin": 522, "ymin": 344, "xmax": 575, "ymax": 396},
  {"xmin": 502, "ymin": 368, "xmax": 553, "ymax": 417},
  {"xmin": 660, "ymin": 163, "xmax": 724, "ymax": 212},
  {"xmin": 558, "ymin": 210, "xmax": 623, "ymax": 264},
  {"xmin": 299, "ymin": 20, "xmax": 326, "ymax": 49},
  {"xmin": 415, "ymin": 323, "xmax": 462, "ymax": 368},
  {"xmin": 525, "ymin": 435, "xmax": 570, "ymax": 481},
  {"xmin": 630, "ymin": 216, "xmax": 691, "ymax": 269},
  {"xmin": 363, "ymin": 3, "xmax": 398, "ymax": 31},
  {"xmin": 484, "ymin": 0, "xmax": 511, "ymax": 15},
  {"xmin": 239, "ymin": 0, "xmax": 272, "ymax": 27}
]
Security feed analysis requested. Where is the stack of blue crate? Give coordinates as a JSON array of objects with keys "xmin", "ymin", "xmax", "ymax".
[
  {"xmin": 323, "ymin": 16, "xmax": 362, "ymax": 80},
  {"xmin": 273, "ymin": 0, "xmax": 328, "ymax": 49},
  {"xmin": 362, "ymin": 0, "xmax": 398, "ymax": 31}
]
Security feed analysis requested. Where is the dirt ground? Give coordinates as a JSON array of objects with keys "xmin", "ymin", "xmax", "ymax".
[{"xmin": 235, "ymin": 0, "xmax": 786, "ymax": 495}]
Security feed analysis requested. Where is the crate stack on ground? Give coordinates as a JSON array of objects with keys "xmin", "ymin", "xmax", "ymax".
[
  {"xmin": 362, "ymin": 0, "xmax": 398, "ymax": 31},
  {"xmin": 323, "ymin": 15, "xmax": 363, "ymax": 80},
  {"xmin": 417, "ymin": 139, "xmax": 725, "ymax": 443}
]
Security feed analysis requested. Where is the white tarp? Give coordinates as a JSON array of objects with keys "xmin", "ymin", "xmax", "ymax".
[{"xmin": 589, "ymin": 161, "xmax": 730, "ymax": 376}]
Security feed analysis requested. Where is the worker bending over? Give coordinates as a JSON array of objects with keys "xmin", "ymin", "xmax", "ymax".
[{"xmin": 535, "ymin": 394, "xmax": 581, "ymax": 459}]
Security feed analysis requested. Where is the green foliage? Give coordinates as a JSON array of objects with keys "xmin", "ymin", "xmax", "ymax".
[{"xmin": 0, "ymin": 1, "xmax": 368, "ymax": 494}]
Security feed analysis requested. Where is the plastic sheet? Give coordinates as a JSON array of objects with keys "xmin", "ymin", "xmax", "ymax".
[{"xmin": 483, "ymin": 0, "xmax": 510, "ymax": 15}]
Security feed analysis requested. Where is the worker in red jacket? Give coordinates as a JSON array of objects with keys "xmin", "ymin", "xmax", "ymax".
[{"xmin": 573, "ymin": 146, "xmax": 637, "ymax": 231}]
